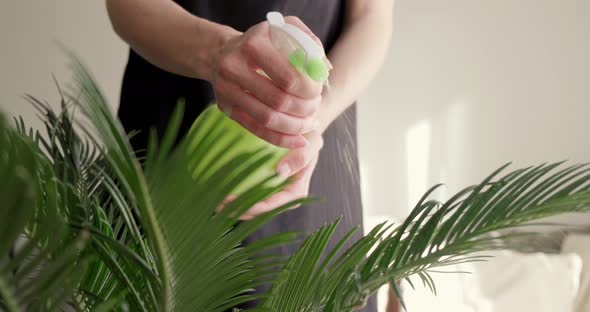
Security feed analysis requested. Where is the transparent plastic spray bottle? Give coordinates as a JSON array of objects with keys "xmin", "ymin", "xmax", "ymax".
[
  {"xmin": 266, "ymin": 12, "xmax": 330, "ymax": 84},
  {"xmin": 194, "ymin": 12, "xmax": 330, "ymax": 194}
]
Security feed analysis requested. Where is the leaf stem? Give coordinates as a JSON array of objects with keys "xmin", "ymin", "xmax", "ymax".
[{"xmin": 0, "ymin": 276, "xmax": 20, "ymax": 312}]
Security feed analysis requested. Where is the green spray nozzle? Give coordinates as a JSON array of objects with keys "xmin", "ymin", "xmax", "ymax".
[
  {"xmin": 267, "ymin": 12, "xmax": 330, "ymax": 83},
  {"xmin": 288, "ymin": 48, "xmax": 329, "ymax": 82}
]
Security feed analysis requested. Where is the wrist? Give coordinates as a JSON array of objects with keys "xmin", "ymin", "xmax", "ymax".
[
  {"xmin": 190, "ymin": 19, "xmax": 241, "ymax": 81},
  {"xmin": 316, "ymin": 99, "xmax": 336, "ymax": 134}
]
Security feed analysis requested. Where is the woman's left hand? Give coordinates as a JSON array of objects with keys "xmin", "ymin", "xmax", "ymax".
[{"xmin": 240, "ymin": 130, "xmax": 324, "ymax": 220}]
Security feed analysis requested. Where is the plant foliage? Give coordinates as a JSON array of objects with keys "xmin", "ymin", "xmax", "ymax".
[{"xmin": 1, "ymin": 55, "xmax": 589, "ymax": 312}]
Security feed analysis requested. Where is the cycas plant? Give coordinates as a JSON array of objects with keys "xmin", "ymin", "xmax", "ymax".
[
  {"xmin": 260, "ymin": 162, "xmax": 590, "ymax": 311},
  {"xmin": 1, "ymin": 55, "xmax": 589, "ymax": 311},
  {"xmin": 0, "ymin": 98, "xmax": 92, "ymax": 311}
]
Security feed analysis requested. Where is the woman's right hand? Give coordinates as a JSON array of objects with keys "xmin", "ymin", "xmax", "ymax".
[{"xmin": 207, "ymin": 18, "xmax": 325, "ymax": 148}]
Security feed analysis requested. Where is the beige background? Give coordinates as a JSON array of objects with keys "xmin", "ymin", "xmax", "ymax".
[
  {"xmin": 2, "ymin": 1, "xmax": 589, "ymax": 311},
  {"xmin": 0, "ymin": 1, "xmax": 125, "ymax": 131},
  {"xmin": 1, "ymin": 0, "xmax": 589, "ymax": 226},
  {"xmin": 359, "ymin": 0, "xmax": 590, "ymax": 223}
]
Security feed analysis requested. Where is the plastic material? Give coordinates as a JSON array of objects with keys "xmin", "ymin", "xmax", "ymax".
[{"xmin": 267, "ymin": 12, "xmax": 330, "ymax": 83}]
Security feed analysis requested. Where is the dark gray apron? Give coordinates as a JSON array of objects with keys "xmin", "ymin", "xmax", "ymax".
[{"xmin": 117, "ymin": 1, "xmax": 375, "ymax": 311}]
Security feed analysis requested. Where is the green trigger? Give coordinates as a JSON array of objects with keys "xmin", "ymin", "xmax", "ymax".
[
  {"xmin": 288, "ymin": 48, "xmax": 306, "ymax": 73},
  {"xmin": 305, "ymin": 58, "xmax": 329, "ymax": 82}
]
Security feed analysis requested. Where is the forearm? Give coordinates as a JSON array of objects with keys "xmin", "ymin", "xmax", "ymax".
[
  {"xmin": 106, "ymin": 0, "xmax": 239, "ymax": 80},
  {"xmin": 317, "ymin": 5, "xmax": 394, "ymax": 132}
]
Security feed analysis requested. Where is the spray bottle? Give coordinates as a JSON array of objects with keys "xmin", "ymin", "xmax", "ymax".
[
  {"xmin": 266, "ymin": 12, "xmax": 330, "ymax": 83},
  {"xmin": 192, "ymin": 12, "xmax": 330, "ymax": 194}
]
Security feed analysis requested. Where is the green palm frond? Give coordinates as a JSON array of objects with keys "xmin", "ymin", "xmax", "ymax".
[
  {"xmin": 4, "ymin": 52, "xmax": 590, "ymax": 312},
  {"xmin": 257, "ymin": 162, "xmax": 590, "ymax": 311},
  {"xmin": 0, "ymin": 114, "xmax": 91, "ymax": 311},
  {"xmin": 66, "ymin": 54, "xmax": 174, "ymax": 310},
  {"xmin": 67, "ymin": 54, "xmax": 302, "ymax": 311},
  {"xmin": 356, "ymin": 162, "xmax": 590, "ymax": 302},
  {"xmin": 142, "ymin": 105, "xmax": 297, "ymax": 311},
  {"xmin": 10, "ymin": 75, "xmax": 160, "ymax": 310}
]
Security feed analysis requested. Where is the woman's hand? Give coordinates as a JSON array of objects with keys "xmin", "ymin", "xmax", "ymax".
[
  {"xmin": 208, "ymin": 18, "xmax": 325, "ymax": 148},
  {"xmin": 106, "ymin": 2, "xmax": 328, "ymax": 147},
  {"xmin": 239, "ymin": 130, "xmax": 324, "ymax": 220}
]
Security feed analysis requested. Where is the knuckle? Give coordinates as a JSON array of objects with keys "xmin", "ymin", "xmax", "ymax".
[
  {"xmin": 250, "ymin": 21, "xmax": 267, "ymax": 33},
  {"xmin": 300, "ymin": 98, "xmax": 320, "ymax": 116},
  {"xmin": 241, "ymin": 36, "xmax": 259, "ymax": 55},
  {"xmin": 261, "ymin": 131, "xmax": 283, "ymax": 146},
  {"xmin": 290, "ymin": 151, "xmax": 307, "ymax": 168},
  {"xmin": 285, "ymin": 16, "xmax": 302, "ymax": 24},
  {"xmin": 277, "ymin": 135, "xmax": 292, "ymax": 148},
  {"xmin": 252, "ymin": 123, "xmax": 265, "ymax": 138},
  {"xmin": 302, "ymin": 117, "xmax": 315, "ymax": 132},
  {"xmin": 260, "ymin": 110, "xmax": 277, "ymax": 127},
  {"xmin": 281, "ymin": 73, "xmax": 298, "ymax": 94},
  {"xmin": 271, "ymin": 92, "xmax": 290, "ymax": 111},
  {"xmin": 218, "ymin": 57, "xmax": 235, "ymax": 79}
]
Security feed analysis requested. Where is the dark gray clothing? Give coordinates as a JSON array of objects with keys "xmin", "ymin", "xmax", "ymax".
[{"xmin": 117, "ymin": 1, "xmax": 374, "ymax": 311}]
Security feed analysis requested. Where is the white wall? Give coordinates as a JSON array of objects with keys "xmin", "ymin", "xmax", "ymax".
[
  {"xmin": 0, "ymin": 0, "xmax": 126, "ymax": 131},
  {"xmin": 2, "ymin": 2, "xmax": 589, "ymax": 311},
  {"xmin": 358, "ymin": 0, "xmax": 590, "ymax": 223},
  {"xmin": 1, "ymin": 1, "xmax": 589, "ymax": 224}
]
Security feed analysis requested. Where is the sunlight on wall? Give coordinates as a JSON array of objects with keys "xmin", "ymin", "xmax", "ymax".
[
  {"xmin": 439, "ymin": 97, "xmax": 471, "ymax": 196},
  {"xmin": 405, "ymin": 120, "xmax": 432, "ymax": 210},
  {"xmin": 360, "ymin": 162, "xmax": 372, "ymax": 221}
]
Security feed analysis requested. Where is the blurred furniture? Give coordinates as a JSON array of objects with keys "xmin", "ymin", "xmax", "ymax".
[
  {"xmin": 399, "ymin": 230, "xmax": 590, "ymax": 312},
  {"xmin": 562, "ymin": 234, "xmax": 590, "ymax": 312}
]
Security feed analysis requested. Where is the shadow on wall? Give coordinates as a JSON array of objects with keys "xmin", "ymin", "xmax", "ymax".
[{"xmin": 358, "ymin": 0, "xmax": 590, "ymax": 221}]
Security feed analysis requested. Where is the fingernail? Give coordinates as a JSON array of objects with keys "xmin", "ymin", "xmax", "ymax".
[
  {"xmin": 276, "ymin": 163, "xmax": 291, "ymax": 178},
  {"xmin": 325, "ymin": 57, "xmax": 333, "ymax": 70},
  {"xmin": 240, "ymin": 214, "xmax": 254, "ymax": 221}
]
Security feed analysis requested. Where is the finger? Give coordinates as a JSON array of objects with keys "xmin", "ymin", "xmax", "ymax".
[
  {"xmin": 241, "ymin": 189, "xmax": 301, "ymax": 219},
  {"xmin": 283, "ymin": 17, "xmax": 333, "ymax": 71},
  {"xmin": 305, "ymin": 131, "xmax": 324, "ymax": 150},
  {"xmin": 216, "ymin": 194, "xmax": 238, "ymax": 213},
  {"xmin": 242, "ymin": 159, "xmax": 316, "ymax": 219},
  {"xmin": 244, "ymin": 25, "xmax": 323, "ymax": 99},
  {"xmin": 275, "ymin": 148, "xmax": 313, "ymax": 178},
  {"xmin": 223, "ymin": 58, "xmax": 320, "ymax": 117},
  {"xmin": 216, "ymin": 78, "xmax": 316, "ymax": 135},
  {"xmin": 244, "ymin": 67, "xmax": 321, "ymax": 117},
  {"xmin": 230, "ymin": 108, "xmax": 307, "ymax": 148},
  {"xmin": 275, "ymin": 132, "xmax": 322, "ymax": 177}
]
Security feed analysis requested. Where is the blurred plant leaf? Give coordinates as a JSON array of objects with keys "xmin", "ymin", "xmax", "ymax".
[
  {"xmin": 3, "ymin": 51, "xmax": 590, "ymax": 312},
  {"xmin": 0, "ymin": 114, "xmax": 90, "ymax": 311},
  {"xmin": 67, "ymin": 53, "xmax": 302, "ymax": 311}
]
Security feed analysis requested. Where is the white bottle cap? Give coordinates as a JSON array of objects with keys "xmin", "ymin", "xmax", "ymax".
[{"xmin": 266, "ymin": 12, "xmax": 324, "ymax": 60}]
